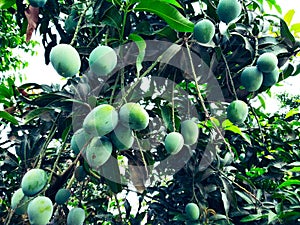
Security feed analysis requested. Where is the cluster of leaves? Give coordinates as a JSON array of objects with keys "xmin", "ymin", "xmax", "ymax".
[
  {"xmin": 1, "ymin": 0, "xmax": 300, "ymax": 224},
  {"xmin": 0, "ymin": 4, "xmax": 36, "ymax": 77}
]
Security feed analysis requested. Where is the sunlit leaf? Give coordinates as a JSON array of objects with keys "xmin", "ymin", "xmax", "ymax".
[
  {"xmin": 0, "ymin": 0, "xmax": 15, "ymax": 9},
  {"xmin": 129, "ymin": 33, "xmax": 146, "ymax": 76},
  {"xmin": 278, "ymin": 179, "xmax": 300, "ymax": 189},
  {"xmin": 134, "ymin": 0, "xmax": 194, "ymax": 32},
  {"xmin": 0, "ymin": 110, "xmax": 18, "ymax": 125},
  {"xmin": 284, "ymin": 9, "xmax": 295, "ymax": 26}
]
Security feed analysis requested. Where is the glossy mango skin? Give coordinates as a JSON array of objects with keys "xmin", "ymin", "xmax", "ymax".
[
  {"xmin": 89, "ymin": 45, "xmax": 117, "ymax": 76},
  {"xmin": 83, "ymin": 104, "xmax": 118, "ymax": 137},
  {"xmin": 86, "ymin": 136, "xmax": 113, "ymax": 169},
  {"xmin": 194, "ymin": 19, "xmax": 215, "ymax": 44},
  {"xmin": 67, "ymin": 207, "xmax": 85, "ymax": 225},
  {"xmin": 227, "ymin": 100, "xmax": 248, "ymax": 124},
  {"xmin": 240, "ymin": 66, "xmax": 263, "ymax": 92},
  {"xmin": 180, "ymin": 120, "xmax": 199, "ymax": 145},
  {"xmin": 257, "ymin": 52, "xmax": 278, "ymax": 73},
  {"xmin": 21, "ymin": 169, "xmax": 48, "ymax": 197},
  {"xmin": 110, "ymin": 123, "xmax": 134, "ymax": 150},
  {"xmin": 50, "ymin": 44, "xmax": 81, "ymax": 78},
  {"xmin": 119, "ymin": 102, "xmax": 149, "ymax": 131},
  {"xmin": 55, "ymin": 188, "xmax": 71, "ymax": 205},
  {"xmin": 164, "ymin": 132, "xmax": 184, "ymax": 155},
  {"xmin": 217, "ymin": 0, "xmax": 241, "ymax": 24},
  {"xmin": 185, "ymin": 202, "xmax": 200, "ymax": 220},
  {"xmin": 27, "ymin": 196, "xmax": 53, "ymax": 225},
  {"xmin": 11, "ymin": 188, "xmax": 30, "ymax": 215}
]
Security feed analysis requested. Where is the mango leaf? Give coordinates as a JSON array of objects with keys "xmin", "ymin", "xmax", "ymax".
[
  {"xmin": 102, "ymin": 5, "xmax": 122, "ymax": 29},
  {"xmin": 129, "ymin": 33, "xmax": 146, "ymax": 76},
  {"xmin": 278, "ymin": 179, "xmax": 300, "ymax": 189},
  {"xmin": 240, "ymin": 214, "xmax": 265, "ymax": 222},
  {"xmin": 291, "ymin": 23, "xmax": 300, "ymax": 34},
  {"xmin": 257, "ymin": 94, "xmax": 266, "ymax": 109},
  {"xmin": 285, "ymin": 108, "xmax": 300, "ymax": 119},
  {"xmin": 130, "ymin": 0, "xmax": 183, "ymax": 9},
  {"xmin": 159, "ymin": 105, "xmax": 173, "ymax": 132},
  {"xmin": 0, "ymin": 0, "xmax": 15, "ymax": 9},
  {"xmin": 0, "ymin": 110, "xmax": 18, "ymax": 125},
  {"xmin": 221, "ymin": 191, "xmax": 230, "ymax": 217},
  {"xmin": 280, "ymin": 18, "xmax": 295, "ymax": 46},
  {"xmin": 134, "ymin": 0, "xmax": 194, "ymax": 32},
  {"xmin": 284, "ymin": 9, "xmax": 295, "ymax": 26},
  {"xmin": 222, "ymin": 120, "xmax": 251, "ymax": 144},
  {"xmin": 24, "ymin": 107, "xmax": 54, "ymax": 124}
]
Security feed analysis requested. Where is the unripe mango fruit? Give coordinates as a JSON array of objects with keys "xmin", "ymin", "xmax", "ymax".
[
  {"xmin": 119, "ymin": 102, "xmax": 149, "ymax": 131},
  {"xmin": 110, "ymin": 123, "xmax": 134, "ymax": 150},
  {"xmin": 55, "ymin": 188, "xmax": 71, "ymax": 205},
  {"xmin": 21, "ymin": 169, "xmax": 48, "ymax": 197},
  {"xmin": 27, "ymin": 196, "xmax": 53, "ymax": 225},
  {"xmin": 75, "ymin": 166, "xmax": 87, "ymax": 182},
  {"xmin": 262, "ymin": 67, "xmax": 280, "ymax": 86},
  {"xmin": 180, "ymin": 120, "xmax": 199, "ymax": 145},
  {"xmin": 50, "ymin": 44, "xmax": 81, "ymax": 78},
  {"xmin": 71, "ymin": 128, "xmax": 92, "ymax": 155},
  {"xmin": 185, "ymin": 203, "xmax": 200, "ymax": 220},
  {"xmin": 227, "ymin": 100, "xmax": 248, "ymax": 124},
  {"xmin": 11, "ymin": 188, "xmax": 30, "ymax": 215},
  {"xmin": 217, "ymin": 0, "xmax": 241, "ymax": 24},
  {"xmin": 86, "ymin": 136, "xmax": 113, "ymax": 169},
  {"xmin": 89, "ymin": 45, "xmax": 117, "ymax": 76},
  {"xmin": 164, "ymin": 132, "xmax": 184, "ymax": 155},
  {"xmin": 257, "ymin": 52, "xmax": 278, "ymax": 73},
  {"xmin": 194, "ymin": 19, "xmax": 215, "ymax": 44},
  {"xmin": 67, "ymin": 207, "xmax": 85, "ymax": 225},
  {"xmin": 240, "ymin": 66, "xmax": 263, "ymax": 92},
  {"xmin": 83, "ymin": 104, "xmax": 118, "ymax": 137},
  {"xmin": 29, "ymin": 0, "xmax": 47, "ymax": 7}
]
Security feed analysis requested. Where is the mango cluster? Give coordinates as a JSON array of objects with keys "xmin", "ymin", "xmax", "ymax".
[
  {"xmin": 49, "ymin": 44, "xmax": 117, "ymax": 78},
  {"xmin": 11, "ymin": 167, "xmax": 86, "ymax": 225},
  {"xmin": 164, "ymin": 119, "xmax": 199, "ymax": 155},
  {"xmin": 241, "ymin": 52, "xmax": 279, "ymax": 92},
  {"xmin": 71, "ymin": 102, "xmax": 149, "ymax": 169},
  {"xmin": 10, "ymin": 169, "xmax": 54, "ymax": 225}
]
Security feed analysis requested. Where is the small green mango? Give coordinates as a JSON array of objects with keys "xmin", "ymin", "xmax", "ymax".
[
  {"xmin": 67, "ymin": 207, "xmax": 85, "ymax": 225},
  {"xmin": 21, "ymin": 169, "xmax": 48, "ymax": 197},
  {"xmin": 27, "ymin": 196, "xmax": 53, "ymax": 225}
]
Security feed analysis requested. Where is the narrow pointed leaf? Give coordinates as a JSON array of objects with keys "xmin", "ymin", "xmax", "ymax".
[{"xmin": 134, "ymin": 1, "xmax": 194, "ymax": 32}]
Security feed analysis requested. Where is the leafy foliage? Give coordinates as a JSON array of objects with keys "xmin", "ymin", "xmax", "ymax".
[{"xmin": 1, "ymin": 0, "xmax": 300, "ymax": 225}]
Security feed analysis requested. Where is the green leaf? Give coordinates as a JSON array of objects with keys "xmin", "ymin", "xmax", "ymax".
[
  {"xmin": 280, "ymin": 19, "xmax": 295, "ymax": 46},
  {"xmin": 24, "ymin": 107, "xmax": 54, "ymax": 124},
  {"xmin": 159, "ymin": 105, "xmax": 173, "ymax": 132},
  {"xmin": 102, "ymin": 5, "xmax": 122, "ymax": 29},
  {"xmin": 0, "ymin": 110, "xmax": 18, "ymax": 125},
  {"xmin": 278, "ymin": 179, "xmax": 300, "ymax": 189},
  {"xmin": 129, "ymin": 33, "xmax": 146, "ymax": 76},
  {"xmin": 290, "ymin": 23, "xmax": 300, "ymax": 34},
  {"xmin": 130, "ymin": 0, "xmax": 183, "ymax": 9},
  {"xmin": 240, "ymin": 214, "xmax": 265, "ymax": 222},
  {"xmin": 222, "ymin": 120, "xmax": 251, "ymax": 144},
  {"xmin": 285, "ymin": 108, "xmax": 300, "ymax": 119},
  {"xmin": 268, "ymin": 211, "xmax": 278, "ymax": 224},
  {"xmin": 134, "ymin": 0, "xmax": 194, "ymax": 32},
  {"xmin": 0, "ymin": 0, "xmax": 16, "ymax": 9},
  {"xmin": 257, "ymin": 94, "xmax": 266, "ymax": 109},
  {"xmin": 221, "ymin": 191, "xmax": 230, "ymax": 217},
  {"xmin": 284, "ymin": 9, "xmax": 295, "ymax": 26}
]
